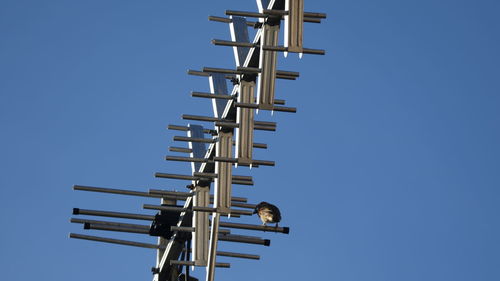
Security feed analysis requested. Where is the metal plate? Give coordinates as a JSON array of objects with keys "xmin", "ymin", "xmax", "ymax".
[
  {"xmin": 229, "ymin": 16, "xmax": 250, "ymax": 66},
  {"xmin": 187, "ymin": 124, "xmax": 207, "ymax": 173},
  {"xmin": 214, "ymin": 131, "xmax": 233, "ymax": 213},
  {"xmin": 209, "ymin": 73, "xmax": 230, "ymax": 118},
  {"xmin": 193, "ymin": 185, "xmax": 209, "ymax": 266},
  {"xmin": 256, "ymin": 0, "xmax": 272, "ymax": 12},
  {"xmin": 285, "ymin": 0, "xmax": 304, "ymax": 53},
  {"xmin": 236, "ymin": 80, "xmax": 255, "ymax": 164},
  {"xmin": 257, "ymin": 23, "xmax": 279, "ymax": 110}
]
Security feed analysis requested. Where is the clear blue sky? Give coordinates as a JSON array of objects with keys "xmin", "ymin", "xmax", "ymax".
[{"xmin": 1, "ymin": 1, "xmax": 499, "ymax": 281}]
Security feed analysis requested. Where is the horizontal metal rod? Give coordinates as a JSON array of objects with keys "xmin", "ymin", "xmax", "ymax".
[
  {"xmin": 155, "ymin": 171, "xmax": 253, "ymax": 185},
  {"xmin": 84, "ymin": 223, "xmax": 150, "ymax": 235},
  {"xmin": 73, "ymin": 208, "xmax": 155, "ymax": 221},
  {"xmin": 170, "ymin": 260, "xmax": 230, "ymax": 268},
  {"xmin": 203, "ymin": 66, "xmax": 260, "ymax": 75},
  {"xmin": 262, "ymin": 45, "xmax": 288, "ymax": 52},
  {"xmin": 236, "ymin": 66, "xmax": 261, "ymax": 74},
  {"xmin": 275, "ymin": 69, "xmax": 300, "ymax": 78},
  {"xmin": 143, "ymin": 204, "xmax": 252, "ymax": 216},
  {"xmin": 168, "ymin": 124, "xmax": 213, "ymax": 134},
  {"xmin": 212, "ymin": 39, "xmax": 257, "ymax": 48},
  {"xmin": 165, "ymin": 155, "xmax": 208, "ymax": 163},
  {"xmin": 219, "ymin": 234, "xmax": 270, "ymax": 246},
  {"xmin": 208, "ymin": 15, "xmax": 232, "ymax": 23},
  {"xmin": 214, "ymin": 121, "xmax": 239, "ymax": 128},
  {"xmin": 193, "ymin": 172, "xmax": 253, "ymax": 182},
  {"xmin": 229, "ymin": 202, "xmax": 257, "ymax": 209},
  {"xmin": 203, "ymin": 67, "xmax": 240, "ymax": 75},
  {"xmin": 71, "ymin": 218, "xmax": 150, "ymax": 230},
  {"xmin": 187, "ymin": 70, "xmax": 210, "ymax": 77},
  {"xmin": 182, "ymin": 114, "xmax": 222, "ymax": 122},
  {"xmin": 182, "ymin": 114, "xmax": 276, "ymax": 128},
  {"xmin": 251, "ymin": 97, "xmax": 286, "ymax": 105},
  {"xmin": 276, "ymin": 73, "xmax": 296, "ymax": 80},
  {"xmin": 219, "ymin": 221, "xmax": 290, "ymax": 234},
  {"xmin": 233, "ymin": 179, "xmax": 254, "ymax": 185},
  {"xmin": 155, "ymin": 172, "xmax": 209, "ymax": 181},
  {"xmin": 234, "ymin": 102, "xmax": 258, "ymax": 109},
  {"xmin": 249, "ymin": 142, "xmax": 267, "ymax": 149},
  {"xmin": 250, "ymin": 159, "xmax": 275, "ymax": 166},
  {"xmin": 262, "ymin": 9, "xmax": 328, "ymax": 19},
  {"xmin": 202, "ymin": 66, "xmax": 298, "ymax": 79},
  {"xmin": 181, "ymin": 248, "xmax": 257, "ymax": 260},
  {"xmin": 254, "ymin": 120, "xmax": 277, "ymax": 127},
  {"xmin": 213, "ymin": 157, "xmax": 275, "ymax": 166},
  {"xmin": 262, "ymin": 9, "xmax": 287, "ymax": 16},
  {"xmin": 69, "ymin": 233, "xmax": 161, "ymax": 249},
  {"xmin": 214, "ymin": 12, "xmax": 319, "ymax": 24},
  {"xmin": 73, "ymin": 185, "xmax": 161, "ymax": 198},
  {"xmin": 246, "ymin": 104, "xmax": 296, "ymax": 113},
  {"xmin": 174, "ymin": 136, "xmax": 216, "ymax": 143},
  {"xmin": 148, "ymin": 189, "xmax": 248, "ymax": 203},
  {"xmin": 303, "ymin": 12, "xmax": 327, "ymax": 19},
  {"xmin": 147, "ymin": 189, "xmax": 193, "ymax": 198},
  {"xmin": 148, "ymin": 189, "xmax": 190, "ymax": 198},
  {"xmin": 193, "ymin": 206, "xmax": 252, "ymax": 216},
  {"xmin": 234, "ymin": 102, "xmax": 297, "ymax": 112},
  {"xmin": 302, "ymin": 48, "xmax": 327, "ymax": 55},
  {"xmin": 188, "ymin": 69, "xmax": 234, "ymax": 80},
  {"xmin": 167, "ymin": 124, "xmax": 190, "ymax": 131},
  {"xmin": 262, "ymin": 45, "xmax": 326, "ymax": 55},
  {"xmin": 254, "ymin": 125, "xmax": 277, "ymax": 132},
  {"xmin": 303, "ymin": 17, "xmax": 322, "ymax": 23},
  {"xmin": 208, "ymin": 15, "xmax": 256, "ymax": 26},
  {"xmin": 169, "ymin": 146, "xmax": 192, "ymax": 153},
  {"xmin": 216, "ymin": 251, "xmax": 260, "ymax": 260},
  {"xmin": 143, "ymin": 204, "xmax": 188, "ymax": 212},
  {"xmin": 191, "ymin": 91, "xmax": 234, "ymax": 100},
  {"xmin": 212, "ymin": 120, "xmax": 274, "ymax": 132},
  {"xmin": 226, "ymin": 9, "xmax": 326, "ymax": 19},
  {"xmin": 170, "ymin": 226, "xmax": 195, "ymax": 232},
  {"xmin": 164, "ymin": 157, "xmax": 262, "ymax": 171},
  {"xmin": 170, "ymin": 226, "xmax": 230, "ymax": 235},
  {"xmin": 273, "ymin": 99, "xmax": 285, "ymax": 105},
  {"xmin": 272, "ymin": 105, "xmax": 297, "ymax": 113},
  {"xmin": 225, "ymin": 10, "xmax": 267, "ymax": 18}
]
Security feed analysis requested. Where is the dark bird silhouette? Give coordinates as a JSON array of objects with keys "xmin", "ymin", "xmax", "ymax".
[{"xmin": 253, "ymin": 202, "xmax": 281, "ymax": 227}]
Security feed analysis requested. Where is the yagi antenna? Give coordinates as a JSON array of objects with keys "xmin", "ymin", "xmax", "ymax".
[{"xmin": 70, "ymin": 1, "xmax": 326, "ymax": 281}]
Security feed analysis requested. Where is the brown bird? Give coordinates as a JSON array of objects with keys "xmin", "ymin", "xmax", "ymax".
[{"xmin": 253, "ymin": 202, "xmax": 281, "ymax": 227}]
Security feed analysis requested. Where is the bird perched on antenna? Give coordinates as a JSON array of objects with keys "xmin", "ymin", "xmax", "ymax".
[{"xmin": 253, "ymin": 202, "xmax": 281, "ymax": 227}]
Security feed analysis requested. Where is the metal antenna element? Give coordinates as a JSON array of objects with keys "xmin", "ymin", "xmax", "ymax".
[{"xmin": 69, "ymin": 1, "xmax": 326, "ymax": 281}]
